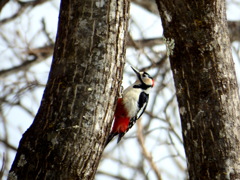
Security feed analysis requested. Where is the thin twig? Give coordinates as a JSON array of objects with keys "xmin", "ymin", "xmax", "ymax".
[
  {"xmin": 0, "ymin": 153, "xmax": 6, "ymax": 179},
  {"xmin": 136, "ymin": 120, "xmax": 162, "ymax": 180}
]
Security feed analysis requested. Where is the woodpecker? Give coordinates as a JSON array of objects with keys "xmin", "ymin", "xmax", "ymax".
[{"xmin": 105, "ymin": 66, "xmax": 154, "ymax": 146}]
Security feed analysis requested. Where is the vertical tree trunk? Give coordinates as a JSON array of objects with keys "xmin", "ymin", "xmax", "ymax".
[
  {"xmin": 155, "ymin": 0, "xmax": 240, "ymax": 179},
  {"xmin": 8, "ymin": 0, "xmax": 130, "ymax": 179}
]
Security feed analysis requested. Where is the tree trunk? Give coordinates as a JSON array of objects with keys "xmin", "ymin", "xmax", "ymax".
[
  {"xmin": 8, "ymin": 0, "xmax": 129, "ymax": 179},
  {"xmin": 155, "ymin": 0, "xmax": 240, "ymax": 179}
]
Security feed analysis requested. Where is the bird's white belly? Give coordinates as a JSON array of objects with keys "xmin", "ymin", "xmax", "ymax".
[{"xmin": 122, "ymin": 89, "xmax": 140, "ymax": 118}]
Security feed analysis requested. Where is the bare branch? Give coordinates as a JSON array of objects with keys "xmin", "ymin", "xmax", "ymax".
[
  {"xmin": 0, "ymin": 0, "xmax": 9, "ymax": 12},
  {"xmin": 0, "ymin": 45, "xmax": 53, "ymax": 78},
  {"xmin": 0, "ymin": 0, "xmax": 49, "ymax": 25},
  {"xmin": 137, "ymin": 119, "xmax": 162, "ymax": 180},
  {"xmin": 0, "ymin": 154, "xmax": 6, "ymax": 179}
]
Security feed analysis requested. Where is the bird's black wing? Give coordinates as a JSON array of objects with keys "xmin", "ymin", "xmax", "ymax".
[
  {"xmin": 136, "ymin": 92, "xmax": 149, "ymax": 119},
  {"xmin": 117, "ymin": 132, "xmax": 125, "ymax": 144},
  {"xmin": 126, "ymin": 92, "xmax": 149, "ymax": 133},
  {"xmin": 105, "ymin": 132, "xmax": 118, "ymax": 147}
]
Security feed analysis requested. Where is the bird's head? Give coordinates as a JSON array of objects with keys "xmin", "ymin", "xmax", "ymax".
[{"xmin": 131, "ymin": 66, "xmax": 154, "ymax": 88}]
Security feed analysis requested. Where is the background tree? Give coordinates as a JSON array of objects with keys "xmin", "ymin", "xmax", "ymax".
[
  {"xmin": 156, "ymin": 0, "xmax": 240, "ymax": 179},
  {"xmin": 1, "ymin": 0, "xmax": 240, "ymax": 179}
]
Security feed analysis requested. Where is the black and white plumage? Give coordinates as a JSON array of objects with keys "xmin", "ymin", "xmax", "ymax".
[{"xmin": 105, "ymin": 66, "xmax": 154, "ymax": 146}]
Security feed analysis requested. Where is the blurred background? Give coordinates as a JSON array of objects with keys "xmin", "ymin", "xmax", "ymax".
[{"xmin": 1, "ymin": 0, "xmax": 240, "ymax": 179}]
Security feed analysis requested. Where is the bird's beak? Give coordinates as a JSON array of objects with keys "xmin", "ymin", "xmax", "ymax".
[{"xmin": 131, "ymin": 66, "xmax": 141, "ymax": 80}]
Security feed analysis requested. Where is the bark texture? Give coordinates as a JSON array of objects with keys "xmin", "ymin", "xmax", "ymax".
[
  {"xmin": 155, "ymin": 0, "xmax": 240, "ymax": 179},
  {"xmin": 8, "ymin": 0, "xmax": 129, "ymax": 179}
]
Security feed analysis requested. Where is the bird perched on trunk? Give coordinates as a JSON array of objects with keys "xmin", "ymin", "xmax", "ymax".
[{"xmin": 105, "ymin": 66, "xmax": 154, "ymax": 146}]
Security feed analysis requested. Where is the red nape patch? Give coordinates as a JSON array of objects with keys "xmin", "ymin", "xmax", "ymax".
[
  {"xmin": 152, "ymin": 79, "xmax": 155, "ymax": 87},
  {"xmin": 112, "ymin": 98, "xmax": 130, "ymax": 133}
]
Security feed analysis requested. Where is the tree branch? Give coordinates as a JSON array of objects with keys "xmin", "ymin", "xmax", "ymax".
[{"xmin": 137, "ymin": 119, "xmax": 162, "ymax": 180}]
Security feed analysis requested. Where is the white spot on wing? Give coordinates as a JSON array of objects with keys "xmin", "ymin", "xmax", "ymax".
[{"xmin": 137, "ymin": 102, "xmax": 147, "ymax": 119}]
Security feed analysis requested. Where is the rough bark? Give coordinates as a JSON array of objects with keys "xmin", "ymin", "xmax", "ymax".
[
  {"xmin": 155, "ymin": 0, "xmax": 240, "ymax": 179},
  {"xmin": 8, "ymin": 0, "xmax": 129, "ymax": 179}
]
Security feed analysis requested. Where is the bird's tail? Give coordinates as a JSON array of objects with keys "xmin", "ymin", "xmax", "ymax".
[
  {"xmin": 117, "ymin": 132, "xmax": 125, "ymax": 144},
  {"xmin": 105, "ymin": 132, "xmax": 118, "ymax": 147}
]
